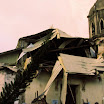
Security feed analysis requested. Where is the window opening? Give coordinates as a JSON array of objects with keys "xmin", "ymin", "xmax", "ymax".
[
  {"xmin": 100, "ymin": 19, "xmax": 104, "ymax": 30},
  {"xmin": 92, "ymin": 23, "xmax": 95, "ymax": 34}
]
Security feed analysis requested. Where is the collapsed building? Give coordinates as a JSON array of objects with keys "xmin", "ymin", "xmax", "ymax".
[{"xmin": 0, "ymin": 0, "xmax": 104, "ymax": 104}]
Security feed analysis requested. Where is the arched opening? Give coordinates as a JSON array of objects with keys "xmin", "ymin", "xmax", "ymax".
[
  {"xmin": 100, "ymin": 19, "xmax": 104, "ymax": 31},
  {"xmin": 92, "ymin": 23, "xmax": 95, "ymax": 34}
]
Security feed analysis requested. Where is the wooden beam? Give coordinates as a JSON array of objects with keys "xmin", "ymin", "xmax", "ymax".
[{"xmin": 49, "ymin": 45, "xmax": 91, "ymax": 53}]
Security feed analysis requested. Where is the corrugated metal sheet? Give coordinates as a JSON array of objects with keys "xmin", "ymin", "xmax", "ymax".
[
  {"xmin": 60, "ymin": 53, "xmax": 104, "ymax": 75},
  {"xmin": 44, "ymin": 61, "xmax": 62, "ymax": 95},
  {"xmin": 17, "ymin": 32, "xmax": 57, "ymax": 61},
  {"xmin": 52, "ymin": 29, "xmax": 71, "ymax": 38},
  {"xmin": 17, "ymin": 43, "xmax": 34, "ymax": 61}
]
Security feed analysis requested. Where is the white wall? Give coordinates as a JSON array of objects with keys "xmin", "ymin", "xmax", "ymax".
[
  {"xmin": 81, "ymin": 78, "xmax": 104, "ymax": 104},
  {"xmin": 0, "ymin": 70, "xmax": 15, "ymax": 97},
  {"xmin": 25, "ymin": 71, "xmax": 61, "ymax": 104},
  {"xmin": 0, "ymin": 72, "xmax": 5, "ymax": 92},
  {"xmin": 68, "ymin": 75, "xmax": 104, "ymax": 104},
  {"xmin": 25, "ymin": 72, "xmax": 104, "ymax": 104}
]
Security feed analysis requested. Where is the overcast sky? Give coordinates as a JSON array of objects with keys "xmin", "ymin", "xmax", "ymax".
[{"xmin": 0, "ymin": 0, "xmax": 96, "ymax": 52}]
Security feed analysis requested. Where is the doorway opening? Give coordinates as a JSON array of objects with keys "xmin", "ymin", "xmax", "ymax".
[{"xmin": 66, "ymin": 85, "xmax": 79, "ymax": 104}]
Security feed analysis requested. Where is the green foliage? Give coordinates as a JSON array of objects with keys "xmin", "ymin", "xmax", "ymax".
[{"xmin": 0, "ymin": 33, "xmax": 53, "ymax": 104}]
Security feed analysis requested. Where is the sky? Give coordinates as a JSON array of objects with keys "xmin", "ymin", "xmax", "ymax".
[{"xmin": 0, "ymin": 0, "xmax": 96, "ymax": 52}]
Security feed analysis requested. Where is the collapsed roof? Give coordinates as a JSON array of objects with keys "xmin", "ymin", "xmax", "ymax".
[
  {"xmin": 0, "ymin": 28, "xmax": 104, "ymax": 104},
  {"xmin": 0, "ymin": 63, "xmax": 18, "ymax": 72},
  {"xmin": 16, "ymin": 28, "xmax": 102, "ymax": 75},
  {"xmin": 0, "ymin": 28, "xmax": 100, "ymax": 75}
]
